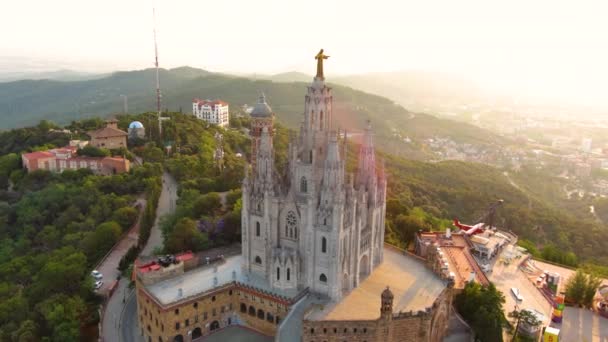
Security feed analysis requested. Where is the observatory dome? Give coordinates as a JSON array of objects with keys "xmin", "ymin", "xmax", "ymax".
[{"xmin": 129, "ymin": 121, "xmax": 144, "ymax": 129}]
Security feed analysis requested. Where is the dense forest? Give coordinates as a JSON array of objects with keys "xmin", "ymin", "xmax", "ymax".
[{"xmin": 0, "ymin": 121, "xmax": 162, "ymax": 341}]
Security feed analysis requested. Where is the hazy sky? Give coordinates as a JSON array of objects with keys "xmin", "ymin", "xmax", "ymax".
[{"xmin": 3, "ymin": 0, "xmax": 608, "ymax": 106}]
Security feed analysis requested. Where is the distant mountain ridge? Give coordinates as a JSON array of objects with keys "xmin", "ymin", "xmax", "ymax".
[
  {"xmin": 0, "ymin": 66, "xmax": 503, "ymax": 158},
  {"xmin": 0, "ymin": 69, "xmax": 106, "ymax": 83}
]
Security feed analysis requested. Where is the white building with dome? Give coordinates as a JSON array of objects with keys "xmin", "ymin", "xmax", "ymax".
[
  {"xmin": 128, "ymin": 121, "xmax": 145, "ymax": 140},
  {"xmin": 241, "ymin": 53, "xmax": 387, "ymax": 300}
]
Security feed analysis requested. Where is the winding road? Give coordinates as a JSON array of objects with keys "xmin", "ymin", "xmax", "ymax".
[{"xmin": 101, "ymin": 171, "xmax": 178, "ymax": 342}]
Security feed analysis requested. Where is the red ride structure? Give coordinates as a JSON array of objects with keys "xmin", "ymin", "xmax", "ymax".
[{"xmin": 453, "ymin": 199, "xmax": 504, "ymax": 235}]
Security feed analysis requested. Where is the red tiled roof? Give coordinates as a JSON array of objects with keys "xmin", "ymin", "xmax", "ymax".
[
  {"xmin": 193, "ymin": 99, "xmax": 229, "ymax": 107},
  {"xmin": 22, "ymin": 151, "xmax": 54, "ymax": 160},
  {"xmin": 87, "ymin": 126, "xmax": 128, "ymax": 138}
]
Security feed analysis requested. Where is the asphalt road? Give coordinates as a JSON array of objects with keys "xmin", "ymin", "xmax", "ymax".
[
  {"xmin": 96, "ymin": 198, "xmax": 146, "ymax": 295},
  {"xmin": 121, "ymin": 287, "xmax": 141, "ymax": 342},
  {"xmin": 141, "ymin": 171, "xmax": 178, "ymax": 256},
  {"xmin": 102, "ymin": 171, "xmax": 177, "ymax": 342}
]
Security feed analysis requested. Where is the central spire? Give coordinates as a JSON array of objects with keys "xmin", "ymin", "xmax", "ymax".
[{"xmin": 314, "ymin": 49, "xmax": 330, "ymax": 80}]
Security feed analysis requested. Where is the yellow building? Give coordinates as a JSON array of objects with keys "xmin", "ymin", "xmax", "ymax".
[
  {"xmin": 135, "ymin": 246, "xmax": 452, "ymax": 342},
  {"xmin": 135, "ymin": 252, "xmax": 304, "ymax": 342}
]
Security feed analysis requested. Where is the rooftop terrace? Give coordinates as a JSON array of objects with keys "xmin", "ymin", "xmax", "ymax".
[
  {"xmin": 306, "ymin": 247, "xmax": 446, "ymax": 321},
  {"xmin": 145, "ymin": 254, "xmax": 302, "ymax": 306}
]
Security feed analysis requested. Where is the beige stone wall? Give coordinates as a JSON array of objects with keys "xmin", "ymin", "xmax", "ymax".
[
  {"xmin": 302, "ymin": 319, "xmax": 379, "ymax": 342},
  {"xmin": 136, "ymin": 282, "xmax": 292, "ymax": 342},
  {"xmin": 91, "ymin": 135, "xmax": 126, "ymax": 149},
  {"xmin": 390, "ymin": 315, "xmax": 432, "ymax": 342},
  {"xmin": 301, "ymin": 286, "xmax": 453, "ymax": 342},
  {"xmin": 138, "ymin": 285, "xmax": 239, "ymax": 342},
  {"xmin": 235, "ymin": 286, "xmax": 290, "ymax": 336}
]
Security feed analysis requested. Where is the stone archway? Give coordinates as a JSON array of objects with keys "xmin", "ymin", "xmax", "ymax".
[
  {"xmin": 192, "ymin": 327, "xmax": 202, "ymax": 340},
  {"xmin": 173, "ymin": 335, "xmax": 184, "ymax": 342},
  {"xmin": 359, "ymin": 254, "xmax": 370, "ymax": 281},
  {"xmin": 210, "ymin": 320, "xmax": 220, "ymax": 331}
]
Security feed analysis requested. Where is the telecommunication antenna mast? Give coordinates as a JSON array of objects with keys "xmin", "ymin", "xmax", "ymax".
[{"xmin": 153, "ymin": 6, "xmax": 163, "ymax": 138}]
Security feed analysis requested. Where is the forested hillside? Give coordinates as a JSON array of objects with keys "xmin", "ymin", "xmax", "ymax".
[
  {"xmin": 0, "ymin": 111, "xmax": 607, "ymax": 339},
  {"xmin": 0, "ymin": 67, "xmax": 504, "ymax": 160}
]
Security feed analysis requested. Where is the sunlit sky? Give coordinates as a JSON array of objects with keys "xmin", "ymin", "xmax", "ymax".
[{"xmin": 3, "ymin": 0, "xmax": 608, "ymax": 106}]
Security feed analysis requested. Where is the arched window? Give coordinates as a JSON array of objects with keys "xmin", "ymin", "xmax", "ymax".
[
  {"xmin": 295, "ymin": 227, "xmax": 298, "ymax": 239},
  {"xmin": 249, "ymin": 306, "xmax": 256, "ymax": 316},
  {"xmin": 319, "ymin": 273, "xmax": 327, "ymax": 283},
  {"xmin": 240, "ymin": 303, "xmax": 247, "ymax": 313},
  {"xmin": 323, "ymin": 217, "xmax": 327, "ymax": 225},
  {"xmin": 321, "ymin": 237, "xmax": 327, "ymax": 253},
  {"xmin": 257, "ymin": 309, "xmax": 265, "ymax": 319},
  {"xmin": 276, "ymin": 267, "xmax": 280, "ymax": 280},
  {"xmin": 254, "ymin": 256, "xmax": 262, "ymax": 264},
  {"xmin": 286, "ymin": 211, "xmax": 297, "ymax": 239},
  {"xmin": 287, "ymin": 268, "xmax": 291, "ymax": 281},
  {"xmin": 255, "ymin": 222, "xmax": 260, "ymax": 237},
  {"xmin": 300, "ymin": 177, "xmax": 307, "ymax": 193},
  {"xmin": 267, "ymin": 312, "xmax": 274, "ymax": 323}
]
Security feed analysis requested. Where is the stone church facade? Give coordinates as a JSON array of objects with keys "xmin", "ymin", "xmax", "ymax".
[
  {"xmin": 241, "ymin": 63, "xmax": 387, "ymax": 301},
  {"xmin": 134, "ymin": 51, "xmax": 452, "ymax": 342}
]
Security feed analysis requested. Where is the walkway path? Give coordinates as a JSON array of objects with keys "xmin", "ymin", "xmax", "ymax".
[{"xmin": 102, "ymin": 171, "xmax": 177, "ymax": 342}]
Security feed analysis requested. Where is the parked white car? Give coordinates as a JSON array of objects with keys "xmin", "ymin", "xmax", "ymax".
[
  {"xmin": 91, "ymin": 270, "xmax": 103, "ymax": 280},
  {"xmin": 94, "ymin": 281, "xmax": 103, "ymax": 290},
  {"xmin": 511, "ymin": 287, "xmax": 524, "ymax": 302}
]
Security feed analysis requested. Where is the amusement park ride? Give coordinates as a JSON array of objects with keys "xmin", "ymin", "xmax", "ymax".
[{"xmin": 453, "ymin": 199, "xmax": 504, "ymax": 235}]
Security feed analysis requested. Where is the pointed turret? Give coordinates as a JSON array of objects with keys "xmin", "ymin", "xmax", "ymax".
[
  {"xmin": 255, "ymin": 127, "xmax": 274, "ymax": 187},
  {"xmin": 326, "ymin": 133, "xmax": 340, "ymax": 164},
  {"xmin": 319, "ymin": 133, "xmax": 344, "ymax": 214},
  {"xmin": 357, "ymin": 121, "xmax": 376, "ymax": 190}
]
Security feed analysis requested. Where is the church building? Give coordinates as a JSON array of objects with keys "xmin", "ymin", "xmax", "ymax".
[
  {"xmin": 134, "ymin": 50, "xmax": 451, "ymax": 342},
  {"xmin": 241, "ymin": 49, "xmax": 387, "ymax": 300}
]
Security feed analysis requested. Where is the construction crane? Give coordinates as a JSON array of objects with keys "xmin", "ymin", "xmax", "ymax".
[{"xmin": 453, "ymin": 199, "xmax": 504, "ymax": 235}]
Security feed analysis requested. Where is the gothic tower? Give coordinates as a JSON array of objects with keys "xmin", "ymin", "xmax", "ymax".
[{"xmin": 250, "ymin": 94, "xmax": 274, "ymax": 170}]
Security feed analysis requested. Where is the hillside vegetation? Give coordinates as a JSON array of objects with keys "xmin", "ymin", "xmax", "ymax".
[
  {"xmin": 1, "ymin": 111, "xmax": 608, "ymax": 339},
  {"xmin": 0, "ymin": 67, "xmax": 504, "ymax": 160},
  {"xmin": 0, "ymin": 127, "xmax": 163, "ymax": 341}
]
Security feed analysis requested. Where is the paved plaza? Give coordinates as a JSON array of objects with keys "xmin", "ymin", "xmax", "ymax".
[{"xmin": 307, "ymin": 247, "xmax": 446, "ymax": 320}]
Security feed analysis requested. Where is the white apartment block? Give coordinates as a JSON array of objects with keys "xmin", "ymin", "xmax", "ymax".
[{"xmin": 192, "ymin": 99, "xmax": 230, "ymax": 127}]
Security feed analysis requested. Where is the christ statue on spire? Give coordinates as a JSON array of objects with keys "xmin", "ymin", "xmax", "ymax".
[{"xmin": 315, "ymin": 49, "xmax": 330, "ymax": 79}]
